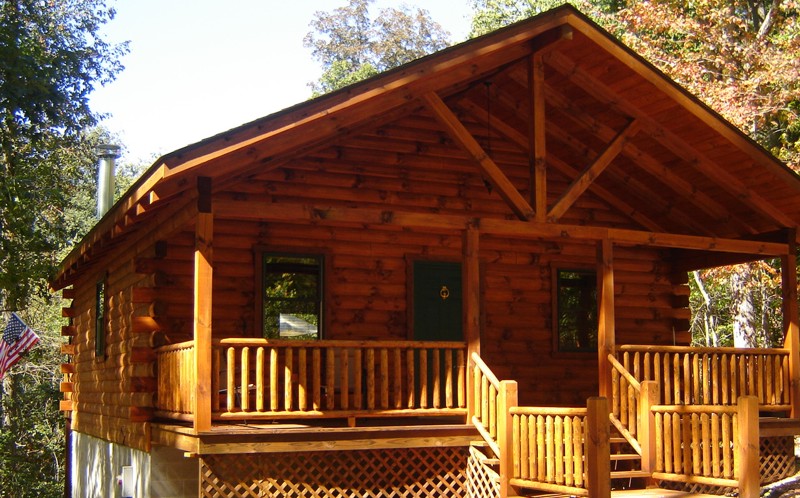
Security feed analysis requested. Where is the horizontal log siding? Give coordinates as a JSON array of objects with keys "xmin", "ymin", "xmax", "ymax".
[
  {"xmin": 481, "ymin": 236, "xmax": 686, "ymax": 406},
  {"xmin": 147, "ymin": 122, "xmax": 689, "ymax": 414},
  {"xmin": 67, "ymin": 255, "xmax": 155, "ymax": 452}
]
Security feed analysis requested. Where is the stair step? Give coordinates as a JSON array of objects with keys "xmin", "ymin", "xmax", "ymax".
[
  {"xmin": 483, "ymin": 458, "xmax": 500, "ymax": 466},
  {"xmin": 611, "ymin": 470, "xmax": 651, "ymax": 479},
  {"xmin": 611, "ymin": 453, "xmax": 641, "ymax": 461}
]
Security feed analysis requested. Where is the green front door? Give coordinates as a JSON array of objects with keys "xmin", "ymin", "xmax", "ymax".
[{"xmin": 413, "ymin": 261, "xmax": 463, "ymax": 341}]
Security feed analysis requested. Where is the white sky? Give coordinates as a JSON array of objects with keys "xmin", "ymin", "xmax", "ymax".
[{"xmin": 89, "ymin": 1, "xmax": 473, "ymax": 165}]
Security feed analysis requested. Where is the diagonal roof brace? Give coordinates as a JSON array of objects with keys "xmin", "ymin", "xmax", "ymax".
[
  {"xmin": 422, "ymin": 91, "xmax": 535, "ymax": 220},
  {"xmin": 547, "ymin": 119, "xmax": 640, "ymax": 221}
]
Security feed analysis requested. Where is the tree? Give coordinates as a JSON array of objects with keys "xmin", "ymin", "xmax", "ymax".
[
  {"xmin": 0, "ymin": 0, "xmax": 127, "ymax": 311},
  {"xmin": 613, "ymin": 0, "xmax": 800, "ymax": 170},
  {"xmin": 0, "ymin": 1, "xmax": 127, "ymax": 496},
  {"xmin": 304, "ymin": 0, "xmax": 451, "ymax": 95},
  {"xmin": 612, "ymin": 0, "xmax": 800, "ymax": 347}
]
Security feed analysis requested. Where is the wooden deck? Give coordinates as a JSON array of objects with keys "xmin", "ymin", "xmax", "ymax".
[
  {"xmin": 151, "ymin": 419, "xmax": 478, "ymax": 455},
  {"xmin": 611, "ymin": 490, "xmax": 728, "ymax": 497}
]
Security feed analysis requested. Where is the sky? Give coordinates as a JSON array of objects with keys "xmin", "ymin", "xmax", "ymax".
[{"xmin": 89, "ymin": 1, "xmax": 473, "ymax": 166}]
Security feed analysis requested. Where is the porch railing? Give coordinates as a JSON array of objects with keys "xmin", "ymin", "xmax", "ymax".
[
  {"xmin": 155, "ymin": 339, "xmax": 468, "ymax": 421},
  {"xmin": 616, "ymin": 345, "xmax": 791, "ymax": 411},
  {"xmin": 469, "ymin": 352, "xmax": 609, "ymax": 498},
  {"xmin": 651, "ymin": 397, "xmax": 759, "ymax": 495},
  {"xmin": 608, "ymin": 348, "xmax": 763, "ymax": 496}
]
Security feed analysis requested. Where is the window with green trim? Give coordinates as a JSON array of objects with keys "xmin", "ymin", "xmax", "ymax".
[
  {"xmin": 262, "ymin": 254, "xmax": 323, "ymax": 339},
  {"xmin": 555, "ymin": 268, "xmax": 597, "ymax": 353}
]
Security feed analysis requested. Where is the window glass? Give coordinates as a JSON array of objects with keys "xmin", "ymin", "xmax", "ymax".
[
  {"xmin": 556, "ymin": 269, "xmax": 597, "ymax": 352},
  {"xmin": 95, "ymin": 278, "xmax": 106, "ymax": 357},
  {"xmin": 262, "ymin": 255, "xmax": 322, "ymax": 339}
]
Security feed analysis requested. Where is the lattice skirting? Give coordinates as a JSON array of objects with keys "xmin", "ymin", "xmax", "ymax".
[
  {"xmin": 659, "ymin": 436, "xmax": 796, "ymax": 495},
  {"xmin": 200, "ymin": 446, "xmax": 469, "ymax": 498},
  {"xmin": 466, "ymin": 445, "xmax": 500, "ymax": 498}
]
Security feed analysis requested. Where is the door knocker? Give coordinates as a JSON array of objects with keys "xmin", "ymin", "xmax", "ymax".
[{"xmin": 440, "ymin": 285, "xmax": 450, "ymax": 300}]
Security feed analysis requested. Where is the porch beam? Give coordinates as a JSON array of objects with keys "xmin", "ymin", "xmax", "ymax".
[
  {"xmin": 597, "ymin": 239, "xmax": 615, "ymax": 400},
  {"xmin": 782, "ymin": 228, "xmax": 800, "ymax": 417},
  {"xmin": 422, "ymin": 91, "xmax": 534, "ymax": 221},
  {"xmin": 193, "ymin": 176, "xmax": 213, "ymax": 433},
  {"xmin": 547, "ymin": 119, "xmax": 639, "ymax": 222},
  {"xmin": 214, "ymin": 199, "xmax": 790, "ymax": 256}
]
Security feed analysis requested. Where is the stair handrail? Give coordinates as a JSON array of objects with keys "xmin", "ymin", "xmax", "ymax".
[
  {"xmin": 469, "ymin": 352, "xmax": 504, "ymax": 457},
  {"xmin": 607, "ymin": 353, "xmax": 644, "ymax": 453}
]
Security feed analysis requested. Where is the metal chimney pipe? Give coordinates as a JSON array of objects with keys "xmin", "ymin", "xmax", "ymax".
[{"xmin": 96, "ymin": 144, "xmax": 121, "ymax": 219}]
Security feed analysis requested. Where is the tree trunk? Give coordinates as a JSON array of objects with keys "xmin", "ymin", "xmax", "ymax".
[{"xmin": 732, "ymin": 265, "xmax": 757, "ymax": 348}]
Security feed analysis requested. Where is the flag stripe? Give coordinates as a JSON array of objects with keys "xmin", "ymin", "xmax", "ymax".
[{"xmin": 0, "ymin": 313, "xmax": 41, "ymax": 379}]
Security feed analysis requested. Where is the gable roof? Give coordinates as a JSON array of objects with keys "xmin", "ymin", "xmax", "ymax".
[{"xmin": 52, "ymin": 4, "xmax": 800, "ymax": 289}]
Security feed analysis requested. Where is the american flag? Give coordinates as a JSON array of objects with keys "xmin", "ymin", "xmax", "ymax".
[{"xmin": 0, "ymin": 313, "xmax": 40, "ymax": 379}]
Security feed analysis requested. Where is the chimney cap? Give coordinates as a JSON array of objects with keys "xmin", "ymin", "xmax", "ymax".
[{"xmin": 96, "ymin": 144, "xmax": 121, "ymax": 158}]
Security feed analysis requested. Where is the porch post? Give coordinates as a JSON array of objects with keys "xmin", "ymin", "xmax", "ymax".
[
  {"xmin": 586, "ymin": 396, "xmax": 611, "ymax": 498},
  {"xmin": 193, "ymin": 177, "xmax": 213, "ymax": 433},
  {"xmin": 597, "ymin": 239, "xmax": 615, "ymax": 400},
  {"xmin": 464, "ymin": 227, "xmax": 481, "ymax": 419},
  {"xmin": 781, "ymin": 229, "xmax": 800, "ymax": 418},
  {"xmin": 737, "ymin": 396, "xmax": 760, "ymax": 498},
  {"xmin": 497, "ymin": 380, "xmax": 518, "ymax": 498}
]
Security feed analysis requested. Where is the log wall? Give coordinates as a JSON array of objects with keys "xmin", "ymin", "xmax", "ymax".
[{"xmin": 148, "ymin": 142, "xmax": 689, "ymax": 408}]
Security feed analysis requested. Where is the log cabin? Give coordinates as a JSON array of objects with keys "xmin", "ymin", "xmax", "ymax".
[{"xmin": 53, "ymin": 5, "xmax": 800, "ymax": 498}]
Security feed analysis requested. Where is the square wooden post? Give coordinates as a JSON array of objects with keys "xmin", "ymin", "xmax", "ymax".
[
  {"xmin": 781, "ymin": 229, "xmax": 800, "ymax": 418},
  {"xmin": 464, "ymin": 227, "xmax": 481, "ymax": 420},
  {"xmin": 497, "ymin": 380, "xmax": 518, "ymax": 498},
  {"xmin": 193, "ymin": 177, "xmax": 213, "ymax": 433},
  {"xmin": 586, "ymin": 396, "xmax": 611, "ymax": 498},
  {"xmin": 597, "ymin": 239, "xmax": 615, "ymax": 400},
  {"xmin": 638, "ymin": 381, "xmax": 659, "ymax": 474},
  {"xmin": 737, "ymin": 396, "xmax": 760, "ymax": 498}
]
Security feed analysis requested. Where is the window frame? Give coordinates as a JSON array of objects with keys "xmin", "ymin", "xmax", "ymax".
[
  {"xmin": 256, "ymin": 250, "xmax": 327, "ymax": 340},
  {"xmin": 551, "ymin": 265, "xmax": 598, "ymax": 355},
  {"xmin": 95, "ymin": 273, "xmax": 108, "ymax": 359}
]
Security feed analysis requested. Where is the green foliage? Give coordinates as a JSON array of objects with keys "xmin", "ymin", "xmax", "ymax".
[
  {"xmin": 0, "ymin": 0, "xmax": 128, "ymax": 310},
  {"xmin": 0, "ymin": 297, "xmax": 70, "ymax": 498},
  {"xmin": 304, "ymin": 0, "xmax": 451, "ymax": 95},
  {"xmin": 0, "ymin": 1, "xmax": 129, "ymax": 496}
]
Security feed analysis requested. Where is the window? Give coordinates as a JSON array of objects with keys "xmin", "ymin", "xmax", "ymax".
[
  {"xmin": 262, "ymin": 254, "xmax": 323, "ymax": 339},
  {"xmin": 95, "ymin": 277, "xmax": 107, "ymax": 358},
  {"xmin": 555, "ymin": 268, "xmax": 597, "ymax": 353}
]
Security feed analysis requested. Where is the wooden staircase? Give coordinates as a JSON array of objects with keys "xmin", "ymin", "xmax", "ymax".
[{"xmin": 609, "ymin": 432, "xmax": 649, "ymax": 489}]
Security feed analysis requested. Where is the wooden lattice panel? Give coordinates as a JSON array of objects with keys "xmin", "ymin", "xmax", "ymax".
[
  {"xmin": 761, "ymin": 436, "xmax": 796, "ymax": 485},
  {"xmin": 466, "ymin": 445, "xmax": 500, "ymax": 498},
  {"xmin": 658, "ymin": 435, "xmax": 796, "ymax": 495},
  {"xmin": 200, "ymin": 446, "xmax": 469, "ymax": 498}
]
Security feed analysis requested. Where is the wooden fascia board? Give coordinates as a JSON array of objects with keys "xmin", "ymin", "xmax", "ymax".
[
  {"xmin": 547, "ymin": 48, "xmax": 800, "ymax": 231},
  {"xmin": 544, "ymin": 50, "xmax": 798, "ymax": 232},
  {"xmin": 539, "ymin": 81, "xmax": 752, "ymax": 235},
  {"xmin": 547, "ymin": 119, "xmax": 639, "ymax": 221},
  {"xmin": 561, "ymin": 12, "xmax": 800, "ymax": 196},
  {"xmin": 53, "ymin": 190, "xmax": 198, "ymax": 290},
  {"xmin": 422, "ymin": 91, "xmax": 534, "ymax": 220},
  {"xmin": 158, "ymin": 15, "xmax": 574, "ymax": 178},
  {"xmin": 53, "ymin": 163, "xmax": 169, "ymax": 288},
  {"xmin": 214, "ymin": 198, "xmax": 788, "ymax": 256},
  {"xmin": 54, "ymin": 13, "xmax": 576, "ymax": 288},
  {"xmin": 457, "ymin": 97, "xmax": 664, "ymax": 232}
]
